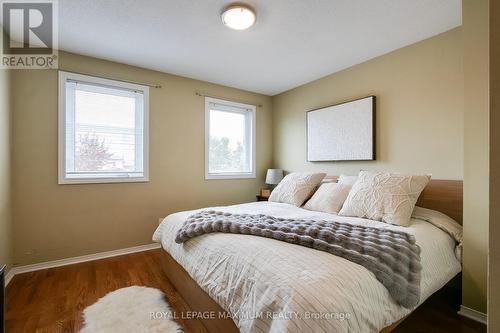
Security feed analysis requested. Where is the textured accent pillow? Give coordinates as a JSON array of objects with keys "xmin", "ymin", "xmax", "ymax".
[
  {"xmin": 338, "ymin": 171, "xmax": 430, "ymax": 226},
  {"xmin": 269, "ymin": 172, "xmax": 326, "ymax": 206},
  {"xmin": 303, "ymin": 183, "xmax": 351, "ymax": 214}
]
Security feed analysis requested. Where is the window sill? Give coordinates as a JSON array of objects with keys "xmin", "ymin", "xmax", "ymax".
[
  {"xmin": 205, "ymin": 173, "xmax": 256, "ymax": 180},
  {"xmin": 58, "ymin": 176, "xmax": 149, "ymax": 185}
]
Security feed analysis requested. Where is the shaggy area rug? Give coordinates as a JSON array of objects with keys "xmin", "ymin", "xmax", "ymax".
[{"xmin": 80, "ymin": 286, "xmax": 183, "ymax": 333}]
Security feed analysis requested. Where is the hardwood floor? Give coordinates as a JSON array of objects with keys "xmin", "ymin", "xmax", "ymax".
[
  {"xmin": 393, "ymin": 287, "xmax": 485, "ymax": 333},
  {"xmin": 5, "ymin": 249, "xmax": 486, "ymax": 333},
  {"xmin": 5, "ymin": 250, "xmax": 207, "ymax": 333}
]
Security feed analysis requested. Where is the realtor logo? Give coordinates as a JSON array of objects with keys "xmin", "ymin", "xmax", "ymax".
[{"xmin": 1, "ymin": 0, "xmax": 58, "ymax": 69}]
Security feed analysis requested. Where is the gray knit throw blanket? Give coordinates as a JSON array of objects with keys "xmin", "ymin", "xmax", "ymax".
[{"xmin": 175, "ymin": 210, "xmax": 422, "ymax": 308}]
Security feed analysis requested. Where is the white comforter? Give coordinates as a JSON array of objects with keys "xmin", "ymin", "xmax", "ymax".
[{"xmin": 152, "ymin": 202, "xmax": 461, "ymax": 333}]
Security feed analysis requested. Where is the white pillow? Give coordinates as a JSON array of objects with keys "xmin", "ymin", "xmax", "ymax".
[
  {"xmin": 412, "ymin": 206, "xmax": 463, "ymax": 261},
  {"xmin": 338, "ymin": 171, "xmax": 430, "ymax": 226},
  {"xmin": 269, "ymin": 172, "xmax": 326, "ymax": 206},
  {"xmin": 320, "ymin": 178, "xmax": 336, "ymax": 184},
  {"xmin": 337, "ymin": 174, "xmax": 358, "ymax": 186},
  {"xmin": 303, "ymin": 182, "xmax": 351, "ymax": 214},
  {"xmin": 411, "ymin": 206, "xmax": 462, "ymax": 243}
]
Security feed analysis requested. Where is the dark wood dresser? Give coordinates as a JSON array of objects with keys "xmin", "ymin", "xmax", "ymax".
[{"xmin": 0, "ymin": 264, "xmax": 4, "ymax": 333}]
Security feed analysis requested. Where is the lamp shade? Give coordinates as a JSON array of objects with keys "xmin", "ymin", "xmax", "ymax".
[{"xmin": 265, "ymin": 169, "xmax": 283, "ymax": 185}]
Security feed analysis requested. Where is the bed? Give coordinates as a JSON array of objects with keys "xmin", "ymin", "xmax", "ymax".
[{"xmin": 152, "ymin": 179, "xmax": 462, "ymax": 333}]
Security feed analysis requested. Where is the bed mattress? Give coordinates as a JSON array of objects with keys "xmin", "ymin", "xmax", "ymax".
[{"xmin": 153, "ymin": 202, "xmax": 461, "ymax": 333}]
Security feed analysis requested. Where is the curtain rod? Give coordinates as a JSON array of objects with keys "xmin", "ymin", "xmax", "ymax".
[
  {"xmin": 195, "ymin": 92, "xmax": 263, "ymax": 108},
  {"xmin": 58, "ymin": 69, "xmax": 162, "ymax": 88}
]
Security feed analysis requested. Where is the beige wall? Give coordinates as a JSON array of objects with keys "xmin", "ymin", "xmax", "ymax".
[
  {"xmin": 10, "ymin": 52, "xmax": 272, "ymax": 266},
  {"xmin": 489, "ymin": 0, "xmax": 499, "ymax": 330},
  {"xmin": 463, "ymin": 0, "xmax": 489, "ymax": 314},
  {"xmin": 0, "ymin": 67, "xmax": 12, "ymax": 270},
  {"xmin": 272, "ymin": 28, "xmax": 463, "ymax": 179}
]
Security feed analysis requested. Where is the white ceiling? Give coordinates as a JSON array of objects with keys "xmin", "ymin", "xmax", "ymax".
[{"xmin": 59, "ymin": 0, "xmax": 461, "ymax": 96}]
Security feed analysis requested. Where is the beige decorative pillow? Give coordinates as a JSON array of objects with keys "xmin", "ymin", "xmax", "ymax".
[
  {"xmin": 303, "ymin": 183, "xmax": 351, "ymax": 214},
  {"xmin": 269, "ymin": 172, "xmax": 326, "ymax": 206},
  {"xmin": 338, "ymin": 171, "xmax": 430, "ymax": 226}
]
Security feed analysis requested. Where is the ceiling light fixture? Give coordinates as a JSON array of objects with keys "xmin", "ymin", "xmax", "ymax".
[{"xmin": 221, "ymin": 3, "xmax": 256, "ymax": 30}]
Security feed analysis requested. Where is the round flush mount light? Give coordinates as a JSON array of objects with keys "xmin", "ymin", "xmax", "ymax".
[{"xmin": 221, "ymin": 3, "xmax": 256, "ymax": 30}]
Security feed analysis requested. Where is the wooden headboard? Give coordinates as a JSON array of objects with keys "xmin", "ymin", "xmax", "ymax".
[
  {"xmin": 325, "ymin": 176, "xmax": 463, "ymax": 224},
  {"xmin": 416, "ymin": 180, "xmax": 463, "ymax": 224}
]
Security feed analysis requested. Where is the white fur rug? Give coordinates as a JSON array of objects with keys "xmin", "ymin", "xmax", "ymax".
[{"xmin": 80, "ymin": 286, "xmax": 183, "ymax": 333}]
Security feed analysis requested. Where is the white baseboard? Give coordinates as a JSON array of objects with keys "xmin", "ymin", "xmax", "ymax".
[
  {"xmin": 458, "ymin": 305, "xmax": 487, "ymax": 325},
  {"xmin": 4, "ymin": 243, "xmax": 161, "ymax": 287}
]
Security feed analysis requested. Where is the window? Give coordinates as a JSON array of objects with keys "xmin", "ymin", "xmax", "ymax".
[
  {"xmin": 205, "ymin": 97, "xmax": 256, "ymax": 179},
  {"xmin": 58, "ymin": 71, "xmax": 149, "ymax": 184}
]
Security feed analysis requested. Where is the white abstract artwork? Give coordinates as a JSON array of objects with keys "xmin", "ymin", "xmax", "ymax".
[{"xmin": 307, "ymin": 96, "xmax": 375, "ymax": 161}]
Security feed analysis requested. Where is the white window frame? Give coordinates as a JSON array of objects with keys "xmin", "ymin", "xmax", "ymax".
[
  {"xmin": 58, "ymin": 71, "xmax": 149, "ymax": 184},
  {"xmin": 205, "ymin": 97, "xmax": 256, "ymax": 180}
]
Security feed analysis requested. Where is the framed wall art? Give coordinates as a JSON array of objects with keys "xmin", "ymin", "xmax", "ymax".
[{"xmin": 306, "ymin": 96, "xmax": 375, "ymax": 161}]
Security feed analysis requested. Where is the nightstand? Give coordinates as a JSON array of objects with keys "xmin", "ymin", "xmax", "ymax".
[{"xmin": 256, "ymin": 195, "xmax": 269, "ymax": 201}]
